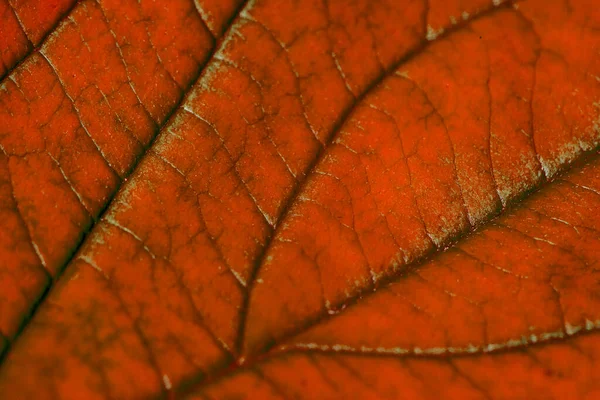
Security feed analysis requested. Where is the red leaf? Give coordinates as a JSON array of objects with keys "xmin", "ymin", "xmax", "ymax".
[
  {"xmin": 0, "ymin": 0, "xmax": 77, "ymax": 79},
  {"xmin": 0, "ymin": 0, "xmax": 599, "ymax": 398},
  {"xmin": 0, "ymin": 0, "xmax": 237, "ymax": 339}
]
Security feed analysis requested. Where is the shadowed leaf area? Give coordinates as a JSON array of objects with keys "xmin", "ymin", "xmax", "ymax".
[{"xmin": 0, "ymin": 0, "xmax": 599, "ymax": 398}]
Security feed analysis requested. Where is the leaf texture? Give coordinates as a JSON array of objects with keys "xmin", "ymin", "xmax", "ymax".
[
  {"xmin": 0, "ymin": 0, "xmax": 77, "ymax": 78},
  {"xmin": 242, "ymin": 0, "xmax": 600, "ymax": 355},
  {"xmin": 196, "ymin": 333, "xmax": 600, "ymax": 399},
  {"xmin": 0, "ymin": 0, "xmax": 242, "ymax": 344},
  {"xmin": 193, "ymin": 152, "xmax": 600, "ymax": 398},
  {"xmin": 0, "ymin": 0, "xmax": 599, "ymax": 399}
]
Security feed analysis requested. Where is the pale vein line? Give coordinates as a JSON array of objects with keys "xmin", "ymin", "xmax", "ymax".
[{"xmin": 39, "ymin": 50, "xmax": 119, "ymax": 176}]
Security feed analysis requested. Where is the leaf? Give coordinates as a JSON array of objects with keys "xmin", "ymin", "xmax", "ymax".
[
  {"xmin": 0, "ymin": 0, "xmax": 77, "ymax": 79},
  {"xmin": 0, "ymin": 0, "xmax": 240, "ymax": 341},
  {"xmin": 197, "ymin": 333, "xmax": 600, "ymax": 399},
  {"xmin": 195, "ymin": 152, "xmax": 600, "ymax": 397},
  {"xmin": 0, "ymin": 0, "xmax": 599, "ymax": 399},
  {"xmin": 0, "ymin": 0, "xmax": 493, "ymax": 354},
  {"xmin": 241, "ymin": 0, "xmax": 600, "ymax": 355}
]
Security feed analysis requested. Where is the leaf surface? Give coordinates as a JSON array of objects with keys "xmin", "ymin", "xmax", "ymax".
[
  {"xmin": 0, "ymin": 0, "xmax": 242, "ymax": 344},
  {"xmin": 194, "ymin": 152, "xmax": 600, "ymax": 398},
  {"xmin": 198, "ymin": 332, "xmax": 600, "ymax": 399},
  {"xmin": 242, "ymin": 0, "xmax": 600, "ymax": 355},
  {"xmin": 0, "ymin": 0, "xmax": 600, "ymax": 399},
  {"xmin": 0, "ymin": 0, "xmax": 77, "ymax": 78}
]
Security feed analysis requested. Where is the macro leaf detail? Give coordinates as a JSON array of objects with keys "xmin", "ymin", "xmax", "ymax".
[{"xmin": 0, "ymin": 0, "xmax": 599, "ymax": 399}]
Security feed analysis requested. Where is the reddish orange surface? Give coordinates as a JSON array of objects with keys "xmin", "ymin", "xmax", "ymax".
[
  {"xmin": 0, "ymin": 0, "xmax": 30, "ymax": 78},
  {"xmin": 9, "ymin": 0, "xmax": 77, "ymax": 44},
  {"xmin": 0, "ymin": 0, "xmax": 237, "ymax": 342},
  {"xmin": 0, "ymin": 0, "xmax": 77, "ymax": 78},
  {"xmin": 198, "ymin": 332, "xmax": 600, "ymax": 399},
  {"xmin": 0, "ymin": 0, "xmax": 599, "ymax": 399}
]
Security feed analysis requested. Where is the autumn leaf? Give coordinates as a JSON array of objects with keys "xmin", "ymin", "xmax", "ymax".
[
  {"xmin": 0, "ymin": 0, "xmax": 241, "ymax": 340},
  {"xmin": 0, "ymin": 0, "xmax": 599, "ymax": 399},
  {"xmin": 0, "ymin": 0, "xmax": 75, "ymax": 78}
]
